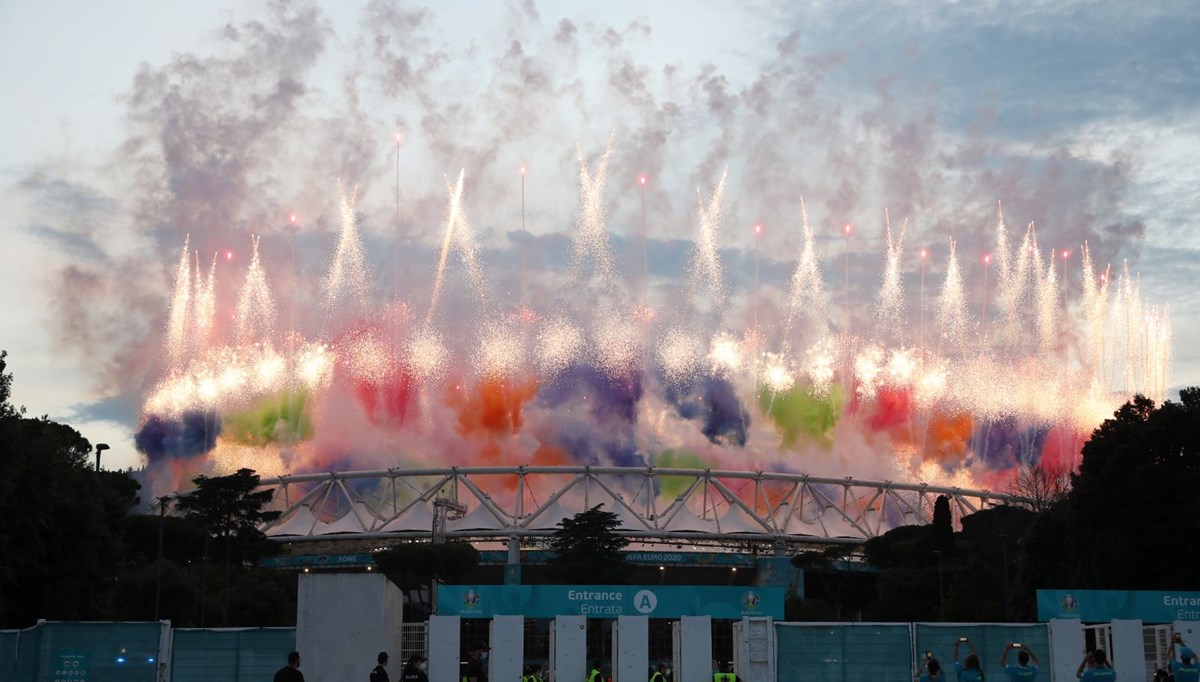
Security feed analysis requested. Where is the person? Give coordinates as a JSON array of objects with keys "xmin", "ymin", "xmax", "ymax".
[
  {"xmin": 1169, "ymin": 633, "xmax": 1200, "ymax": 682},
  {"xmin": 587, "ymin": 660, "xmax": 604, "ymax": 682},
  {"xmin": 274, "ymin": 651, "xmax": 304, "ymax": 682},
  {"xmin": 401, "ymin": 653, "xmax": 428, "ymax": 682},
  {"xmin": 916, "ymin": 655, "xmax": 947, "ymax": 682},
  {"xmin": 714, "ymin": 661, "xmax": 738, "ymax": 682},
  {"xmin": 1000, "ymin": 643, "xmax": 1040, "ymax": 682},
  {"xmin": 465, "ymin": 642, "xmax": 489, "ymax": 682},
  {"xmin": 372, "ymin": 652, "xmax": 391, "ymax": 682},
  {"xmin": 522, "ymin": 663, "xmax": 544, "ymax": 682},
  {"xmin": 1076, "ymin": 650, "xmax": 1115, "ymax": 682},
  {"xmin": 954, "ymin": 637, "xmax": 984, "ymax": 682},
  {"xmin": 650, "ymin": 660, "xmax": 670, "ymax": 682}
]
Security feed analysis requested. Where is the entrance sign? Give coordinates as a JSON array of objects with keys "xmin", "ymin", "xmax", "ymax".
[
  {"xmin": 438, "ymin": 584, "xmax": 784, "ymax": 619},
  {"xmin": 1037, "ymin": 589, "xmax": 1200, "ymax": 622}
]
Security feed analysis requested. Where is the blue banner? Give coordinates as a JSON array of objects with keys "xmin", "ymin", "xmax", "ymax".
[
  {"xmin": 1037, "ymin": 589, "xmax": 1200, "ymax": 623},
  {"xmin": 438, "ymin": 584, "xmax": 784, "ymax": 619}
]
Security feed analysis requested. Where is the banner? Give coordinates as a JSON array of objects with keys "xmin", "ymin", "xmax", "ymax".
[
  {"xmin": 1037, "ymin": 589, "xmax": 1200, "ymax": 623},
  {"xmin": 438, "ymin": 584, "xmax": 784, "ymax": 619}
]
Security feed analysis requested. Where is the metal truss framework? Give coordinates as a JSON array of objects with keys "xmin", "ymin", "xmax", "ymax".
[{"xmin": 259, "ymin": 466, "xmax": 1022, "ymax": 549}]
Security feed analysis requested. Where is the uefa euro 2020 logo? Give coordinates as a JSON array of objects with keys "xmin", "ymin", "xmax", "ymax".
[
  {"xmin": 462, "ymin": 589, "xmax": 481, "ymax": 608},
  {"xmin": 741, "ymin": 591, "xmax": 761, "ymax": 610},
  {"xmin": 1061, "ymin": 593, "xmax": 1078, "ymax": 614}
]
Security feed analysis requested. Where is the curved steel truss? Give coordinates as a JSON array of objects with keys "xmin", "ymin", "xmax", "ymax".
[{"xmin": 258, "ymin": 467, "xmax": 1022, "ymax": 549}]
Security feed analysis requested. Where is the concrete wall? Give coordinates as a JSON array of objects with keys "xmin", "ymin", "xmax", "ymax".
[
  {"xmin": 1111, "ymin": 620, "xmax": 1144, "ymax": 682},
  {"xmin": 733, "ymin": 617, "xmax": 774, "ymax": 682},
  {"xmin": 553, "ymin": 615, "xmax": 586, "ymax": 682},
  {"xmin": 491, "ymin": 615, "xmax": 523, "ymax": 682},
  {"xmin": 615, "ymin": 616, "xmax": 648, "ymax": 682},
  {"xmin": 429, "ymin": 615, "xmax": 461, "ymax": 682},
  {"xmin": 297, "ymin": 572, "xmax": 404, "ymax": 682},
  {"xmin": 1049, "ymin": 619, "xmax": 1085, "ymax": 682},
  {"xmin": 675, "ymin": 616, "xmax": 713, "ymax": 682}
]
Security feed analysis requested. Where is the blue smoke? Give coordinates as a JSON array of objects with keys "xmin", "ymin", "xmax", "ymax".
[
  {"xmin": 536, "ymin": 364, "xmax": 646, "ymax": 467},
  {"xmin": 134, "ymin": 410, "xmax": 221, "ymax": 462},
  {"xmin": 663, "ymin": 373, "xmax": 750, "ymax": 446},
  {"xmin": 970, "ymin": 417, "xmax": 1050, "ymax": 469}
]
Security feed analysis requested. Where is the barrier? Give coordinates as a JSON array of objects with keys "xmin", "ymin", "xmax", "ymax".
[
  {"xmin": 776, "ymin": 623, "xmax": 912, "ymax": 682},
  {"xmin": 1, "ymin": 621, "xmax": 166, "ymax": 682},
  {"xmin": 171, "ymin": 627, "xmax": 296, "ymax": 682}
]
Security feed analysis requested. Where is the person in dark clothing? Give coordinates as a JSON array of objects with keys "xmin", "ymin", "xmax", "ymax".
[
  {"xmin": 371, "ymin": 652, "xmax": 391, "ymax": 682},
  {"xmin": 274, "ymin": 651, "xmax": 304, "ymax": 682},
  {"xmin": 465, "ymin": 642, "xmax": 489, "ymax": 682},
  {"xmin": 401, "ymin": 653, "xmax": 429, "ymax": 682}
]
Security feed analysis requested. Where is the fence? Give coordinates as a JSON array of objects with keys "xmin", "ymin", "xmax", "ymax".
[
  {"xmin": 0, "ymin": 621, "xmax": 165, "ymax": 682},
  {"xmin": 171, "ymin": 627, "xmax": 296, "ymax": 682},
  {"xmin": 0, "ymin": 621, "xmax": 294, "ymax": 682},
  {"xmin": 777, "ymin": 622, "xmax": 1052, "ymax": 682}
]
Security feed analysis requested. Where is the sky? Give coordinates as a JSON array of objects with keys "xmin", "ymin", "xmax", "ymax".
[{"xmin": 1, "ymin": 0, "xmax": 1198, "ymax": 472}]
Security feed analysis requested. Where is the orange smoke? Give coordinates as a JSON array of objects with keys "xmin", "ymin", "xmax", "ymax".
[
  {"xmin": 451, "ymin": 376, "xmax": 538, "ymax": 436},
  {"xmin": 923, "ymin": 412, "xmax": 972, "ymax": 464}
]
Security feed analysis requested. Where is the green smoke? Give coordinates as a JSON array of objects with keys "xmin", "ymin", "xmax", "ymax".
[
  {"xmin": 223, "ymin": 390, "xmax": 314, "ymax": 447},
  {"xmin": 654, "ymin": 449, "xmax": 712, "ymax": 497},
  {"xmin": 758, "ymin": 383, "xmax": 843, "ymax": 449}
]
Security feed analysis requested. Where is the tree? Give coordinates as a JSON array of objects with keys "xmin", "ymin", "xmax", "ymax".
[
  {"xmin": 0, "ymin": 351, "xmax": 140, "ymax": 625},
  {"xmin": 175, "ymin": 468, "xmax": 281, "ymax": 624},
  {"xmin": 547, "ymin": 504, "xmax": 630, "ymax": 583},
  {"xmin": 1009, "ymin": 464, "xmax": 1071, "ymax": 513},
  {"xmin": 375, "ymin": 542, "xmax": 480, "ymax": 618},
  {"xmin": 1069, "ymin": 390, "xmax": 1200, "ymax": 589},
  {"xmin": 175, "ymin": 468, "xmax": 281, "ymax": 564}
]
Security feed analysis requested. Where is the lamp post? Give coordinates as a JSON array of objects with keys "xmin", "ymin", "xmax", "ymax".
[
  {"xmin": 94, "ymin": 443, "xmax": 109, "ymax": 473},
  {"xmin": 154, "ymin": 495, "xmax": 173, "ymax": 621}
]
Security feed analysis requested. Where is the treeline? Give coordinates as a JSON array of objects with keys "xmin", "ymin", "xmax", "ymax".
[
  {"xmin": 789, "ymin": 388, "xmax": 1200, "ymax": 621},
  {"xmin": 0, "ymin": 351, "xmax": 295, "ymax": 628}
]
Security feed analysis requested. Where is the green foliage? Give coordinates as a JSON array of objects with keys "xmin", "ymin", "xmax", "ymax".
[
  {"xmin": 548, "ymin": 504, "xmax": 630, "ymax": 583},
  {"xmin": 861, "ymin": 501, "xmax": 1038, "ymax": 622},
  {"xmin": 175, "ymin": 468, "xmax": 282, "ymax": 564},
  {"xmin": 1069, "ymin": 390, "xmax": 1200, "ymax": 589},
  {"xmin": 0, "ymin": 351, "xmax": 140, "ymax": 626},
  {"xmin": 374, "ymin": 541, "xmax": 480, "ymax": 619},
  {"xmin": 374, "ymin": 541, "xmax": 481, "ymax": 584}
]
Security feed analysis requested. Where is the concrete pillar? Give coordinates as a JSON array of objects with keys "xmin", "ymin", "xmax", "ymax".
[
  {"xmin": 1111, "ymin": 619, "xmax": 1144, "ymax": 682},
  {"xmin": 733, "ymin": 617, "xmax": 774, "ymax": 682},
  {"xmin": 615, "ymin": 616, "xmax": 649, "ymax": 682},
  {"xmin": 491, "ymin": 615, "xmax": 524, "ymax": 682},
  {"xmin": 505, "ymin": 536, "xmax": 521, "ymax": 584},
  {"xmin": 554, "ymin": 615, "xmax": 587, "ymax": 682},
  {"xmin": 1049, "ymin": 619, "xmax": 1084, "ymax": 682},
  {"xmin": 677, "ymin": 616, "xmax": 713, "ymax": 682},
  {"xmin": 297, "ymin": 572, "xmax": 404, "ymax": 682},
  {"xmin": 429, "ymin": 615, "xmax": 462, "ymax": 682}
]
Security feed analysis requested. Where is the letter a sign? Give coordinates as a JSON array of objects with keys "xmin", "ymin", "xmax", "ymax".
[{"xmin": 634, "ymin": 590, "xmax": 658, "ymax": 614}]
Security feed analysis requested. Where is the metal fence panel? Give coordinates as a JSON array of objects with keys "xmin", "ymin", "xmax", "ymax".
[
  {"xmin": 171, "ymin": 627, "xmax": 296, "ymax": 682},
  {"xmin": 13, "ymin": 622, "xmax": 162, "ymax": 682},
  {"xmin": 776, "ymin": 623, "xmax": 914, "ymax": 682},
  {"xmin": 914, "ymin": 623, "xmax": 1052, "ymax": 679},
  {"xmin": 1, "ymin": 630, "xmax": 19, "ymax": 681}
]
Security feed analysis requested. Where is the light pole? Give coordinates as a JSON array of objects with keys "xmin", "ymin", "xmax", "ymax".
[
  {"xmin": 94, "ymin": 443, "xmax": 109, "ymax": 473},
  {"xmin": 154, "ymin": 495, "xmax": 173, "ymax": 621}
]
